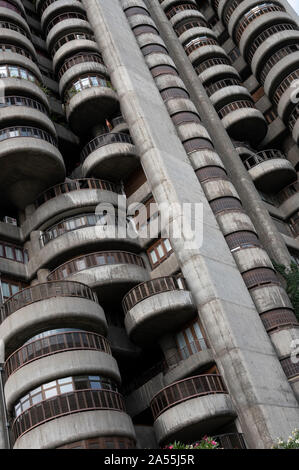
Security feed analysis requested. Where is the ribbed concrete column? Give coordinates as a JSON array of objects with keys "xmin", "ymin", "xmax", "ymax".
[
  {"xmin": 145, "ymin": 0, "xmax": 292, "ymax": 268},
  {"xmin": 84, "ymin": 0, "xmax": 299, "ymax": 448},
  {"xmin": 0, "ymin": 366, "xmax": 9, "ymax": 449}
]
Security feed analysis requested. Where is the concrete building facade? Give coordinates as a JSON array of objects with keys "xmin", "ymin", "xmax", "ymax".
[{"xmin": 0, "ymin": 0, "xmax": 298, "ymax": 449}]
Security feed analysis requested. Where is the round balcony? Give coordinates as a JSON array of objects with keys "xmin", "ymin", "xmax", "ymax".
[
  {"xmin": 28, "ymin": 213, "xmax": 141, "ymax": 276},
  {"xmin": 249, "ymin": 25, "xmax": 299, "ymax": 74},
  {"xmin": 151, "ymin": 375, "xmax": 236, "ymax": 445},
  {"xmin": 22, "ymin": 178, "xmax": 123, "ymax": 238},
  {"xmin": 123, "ymin": 277, "xmax": 197, "ymax": 345},
  {"xmin": 238, "ymin": 9, "xmax": 293, "ymax": 56},
  {"xmin": 0, "ymin": 126, "xmax": 65, "ymax": 209},
  {"xmin": 277, "ymin": 181, "xmax": 299, "ymax": 217},
  {"xmin": 4, "ymin": 330, "xmax": 121, "ymax": 411},
  {"xmin": 0, "ymin": 25, "xmax": 37, "ymax": 59},
  {"xmin": 81, "ymin": 132, "xmax": 139, "ymax": 181},
  {"xmin": 243, "ymin": 149, "xmax": 297, "ymax": 191},
  {"xmin": 42, "ymin": 2, "xmax": 87, "ymax": 36},
  {"xmin": 65, "ymin": 76, "xmax": 119, "ymax": 135},
  {"xmin": 0, "ymin": 2, "xmax": 29, "ymax": 34},
  {"xmin": 12, "ymin": 388, "xmax": 135, "ymax": 449},
  {"xmin": 47, "ymin": 251, "xmax": 149, "ymax": 301},
  {"xmin": 54, "ymin": 46, "xmax": 103, "ymax": 78},
  {"xmin": 46, "ymin": 17, "xmax": 92, "ymax": 53},
  {"xmin": 0, "ymin": 95, "xmax": 53, "ymax": 133},
  {"xmin": 111, "ymin": 115, "xmax": 129, "ymax": 134},
  {"xmin": 0, "ymin": 281, "xmax": 106, "ymax": 356},
  {"xmin": 217, "ymin": 100, "xmax": 267, "ymax": 145}
]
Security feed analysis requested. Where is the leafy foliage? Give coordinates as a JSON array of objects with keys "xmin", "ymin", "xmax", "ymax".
[
  {"xmin": 273, "ymin": 261, "xmax": 299, "ymax": 321},
  {"xmin": 272, "ymin": 429, "xmax": 299, "ymax": 449}
]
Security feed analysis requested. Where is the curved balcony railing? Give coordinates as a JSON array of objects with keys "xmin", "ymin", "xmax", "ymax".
[
  {"xmin": 247, "ymin": 23, "xmax": 298, "ymax": 62},
  {"xmin": 174, "ymin": 19, "xmax": 208, "ymax": 36},
  {"xmin": 223, "ymin": 0, "xmax": 243, "ymax": 24},
  {"xmin": 151, "ymin": 374, "xmax": 227, "ymax": 420},
  {"xmin": 0, "ymin": 95, "xmax": 48, "ymax": 114},
  {"xmin": 80, "ymin": 133, "xmax": 133, "ymax": 162},
  {"xmin": 166, "ymin": 3, "xmax": 199, "ymax": 20},
  {"xmin": 205, "ymin": 78, "xmax": 241, "ymax": 97},
  {"xmin": 0, "ymin": 20, "xmax": 30, "ymax": 39},
  {"xmin": 0, "ymin": 0, "xmax": 25, "ymax": 18},
  {"xmin": 0, "ymin": 281, "xmax": 98, "ymax": 324},
  {"xmin": 184, "ymin": 37, "xmax": 218, "ymax": 55},
  {"xmin": 12, "ymin": 388, "xmax": 126, "ymax": 442},
  {"xmin": 48, "ymin": 251, "xmax": 146, "ymax": 281},
  {"xmin": 194, "ymin": 57, "xmax": 231, "ymax": 75},
  {"xmin": 64, "ymin": 74, "xmax": 113, "ymax": 103},
  {"xmin": 288, "ymin": 103, "xmax": 299, "ymax": 131},
  {"xmin": 243, "ymin": 149, "xmax": 286, "ymax": 170},
  {"xmin": 260, "ymin": 44, "xmax": 299, "ymax": 83},
  {"xmin": 242, "ymin": 267, "xmax": 279, "ymax": 289},
  {"xmin": 277, "ymin": 181, "xmax": 299, "ymax": 205},
  {"xmin": 218, "ymin": 99, "xmax": 255, "ymax": 119},
  {"xmin": 4, "ymin": 331, "xmax": 111, "ymax": 379},
  {"xmin": 261, "ymin": 308, "xmax": 299, "ymax": 332},
  {"xmin": 235, "ymin": 4, "xmax": 285, "ymax": 44},
  {"xmin": 45, "ymin": 12, "xmax": 88, "ymax": 36},
  {"xmin": 0, "ymin": 43, "xmax": 36, "ymax": 62},
  {"xmin": 112, "ymin": 115, "xmax": 125, "ymax": 127},
  {"xmin": 34, "ymin": 178, "xmax": 122, "ymax": 208},
  {"xmin": 0, "ymin": 126, "xmax": 57, "ymax": 147},
  {"xmin": 39, "ymin": 212, "xmax": 118, "ymax": 246},
  {"xmin": 39, "ymin": 0, "xmax": 82, "ymax": 16},
  {"xmin": 57, "ymin": 52, "xmax": 104, "ymax": 80},
  {"xmin": 273, "ymin": 69, "xmax": 299, "ymax": 106},
  {"xmin": 122, "ymin": 276, "xmax": 187, "ymax": 314},
  {"xmin": 51, "ymin": 31, "xmax": 95, "ymax": 56}
]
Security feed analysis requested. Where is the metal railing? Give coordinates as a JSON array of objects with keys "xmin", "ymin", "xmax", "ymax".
[
  {"xmin": 0, "ymin": 281, "xmax": 97, "ymax": 324},
  {"xmin": 81, "ymin": 133, "xmax": 133, "ymax": 162},
  {"xmin": 243, "ymin": 149, "xmax": 286, "ymax": 170},
  {"xmin": 151, "ymin": 374, "xmax": 227, "ymax": 420},
  {"xmin": 34, "ymin": 178, "xmax": 122, "ymax": 208},
  {"xmin": 48, "ymin": 251, "xmax": 145, "ymax": 281},
  {"xmin": 212, "ymin": 433, "xmax": 246, "ymax": 449},
  {"xmin": 12, "ymin": 388, "xmax": 125, "ymax": 442},
  {"xmin": 4, "ymin": 331, "xmax": 111, "ymax": 379},
  {"xmin": 122, "ymin": 276, "xmax": 187, "ymax": 314}
]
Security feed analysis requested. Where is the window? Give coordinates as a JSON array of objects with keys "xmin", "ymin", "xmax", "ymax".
[
  {"xmin": 175, "ymin": 320, "xmax": 208, "ymax": 360},
  {"xmin": 0, "ymin": 278, "xmax": 28, "ymax": 301},
  {"xmin": 147, "ymin": 239, "xmax": 173, "ymax": 268},
  {"xmin": 228, "ymin": 47, "xmax": 241, "ymax": 62}
]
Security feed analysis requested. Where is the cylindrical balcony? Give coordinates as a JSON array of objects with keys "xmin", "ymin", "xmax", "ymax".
[
  {"xmin": 217, "ymin": 99, "xmax": 267, "ymax": 144},
  {"xmin": 4, "ymin": 330, "xmax": 121, "ymax": 411},
  {"xmin": 0, "ymin": 126, "xmax": 65, "ymax": 209},
  {"xmin": 65, "ymin": 75, "xmax": 119, "ymax": 135},
  {"xmin": 0, "ymin": 281, "xmax": 106, "ymax": 356},
  {"xmin": 123, "ymin": 276, "xmax": 197, "ymax": 345},
  {"xmin": 11, "ymin": 378, "xmax": 135, "ymax": 449},
  {"xmin": 22, "ymin": 178, "xmax": 123, "ymax": 238},
  {"xmin": 81, "ymin": 132, "xmax": 139, "ymax": 181},
  {"xmin": 47, "ymin": 251, "xmax": 150, "ymax": 301},
  {"xmin": 151, "ymin": 374, "xmax": 236, "ymax": 445},
  {"xmin": 243, "ymin": 149, "xmax": 297, "ymax": 191}
]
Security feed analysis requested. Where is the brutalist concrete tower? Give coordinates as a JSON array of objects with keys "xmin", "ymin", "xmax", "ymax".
[{"xmin": 0, "ymin": 0, "xmax": 298, "ymax": 450}]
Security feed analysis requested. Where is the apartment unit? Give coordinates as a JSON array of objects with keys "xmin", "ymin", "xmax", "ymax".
[{"xmin": 0, "ymin": 0, "xmax": 298, "ymax": 449}]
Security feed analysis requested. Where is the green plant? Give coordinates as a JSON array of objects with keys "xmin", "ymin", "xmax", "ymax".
[
  {"xmin": 272, "ymin": 429, "xmax": 299, "ymax": 449},
  {"xmin": 273, "ymin": 261, "xmax": 299, "ymax": 321}
]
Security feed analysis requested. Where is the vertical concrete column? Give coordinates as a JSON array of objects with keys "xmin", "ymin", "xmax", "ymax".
[
  {"xmin": 145, "ymin": 0, "xmax": 292, "ymax": 268},
  {"xmin": 83, "ymin": 0, "xmax": 299, "ymax": 448}
]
